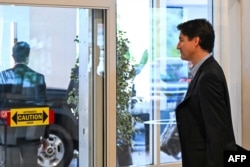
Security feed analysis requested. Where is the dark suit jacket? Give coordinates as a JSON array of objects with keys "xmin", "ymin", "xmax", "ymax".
[
  {"xmin": 0, "ymin": 64, "xmax": 48, "ymax": 144},
  {"xmin": 0, "ymin": 64, "xmax": 46, "ymax": 101},
  {"xmin": 176, "ymin": 56, "xmax": 237, "ymax": 167}
]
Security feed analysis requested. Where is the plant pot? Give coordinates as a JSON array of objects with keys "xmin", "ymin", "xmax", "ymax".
[{"xmin": 117, "ymin": 144, "xmax": 133, "ymax": 166}]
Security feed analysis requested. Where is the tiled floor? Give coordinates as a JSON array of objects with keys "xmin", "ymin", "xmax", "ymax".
[
  {"xmin": 131, "ymin": 147, "xmax": 181, "ymax": 166},
  {"xmin": 133, "ymin": 151, "xmax": 181, "ymax": 165},
  {"xmin": 69, "ymin": 150, "xmax": 181, "ymax": 167}
]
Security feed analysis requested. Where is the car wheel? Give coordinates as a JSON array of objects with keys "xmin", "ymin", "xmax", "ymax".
[{"xmin": 37, "ymin": 124, "xmax": 74, "ymax": 167}]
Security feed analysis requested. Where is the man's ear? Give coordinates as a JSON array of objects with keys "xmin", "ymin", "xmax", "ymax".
[{"xmin": 193, "ymin": 37, "xmax": 200, "ymax": 47}]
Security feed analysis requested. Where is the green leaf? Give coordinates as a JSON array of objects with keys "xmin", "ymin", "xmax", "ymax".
[{"xmin": 139, "ymin": 49, "xmax": 148, "ymax": 65}]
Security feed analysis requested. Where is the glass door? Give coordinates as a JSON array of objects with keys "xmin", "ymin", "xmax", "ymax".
[
  {"xmin": 116, "ymin": 0, "xmax": 211, "ymax": 166},
  {"xmin": 0, "ymin": 5, "xmax": 107, "ymax": 167},
  {"xmin": 77, "ymin": 9, "xmax": 106, "ymax": 167}
]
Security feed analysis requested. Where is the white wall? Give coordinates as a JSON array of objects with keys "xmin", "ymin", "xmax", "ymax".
[
  {"xmin": 213, "ymin": 0, "xmax": 242, "ymax": 145},
  {"xmin": 241, "ymin": 0, "xmax": 250, "ymax": 149}
]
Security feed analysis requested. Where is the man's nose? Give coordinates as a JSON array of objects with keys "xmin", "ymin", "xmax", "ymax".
[{"xmin": 176, "ymin": 43, "xmax": 180, "ymax": 49}]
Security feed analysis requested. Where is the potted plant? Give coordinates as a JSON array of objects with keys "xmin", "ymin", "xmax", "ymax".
[
  {"xmin": 67, "ymin": 36, "xmax": 80, "ymax": 118},
  {"xmin": 116, "ymin": 30, "xmax": 137, "ymax": 166},
  {"xmin": 116, "ymin": 30, "xmax": 150, "ymax": 166}
]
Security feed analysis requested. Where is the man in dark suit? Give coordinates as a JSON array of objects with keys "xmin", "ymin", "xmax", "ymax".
[
  {"xmin": 175, "ymin": 19, "xmax": 237, "ymax": 167},
  {"xmin": 0, "ymin": 41, "xmax": 48, "ymax": 166}
]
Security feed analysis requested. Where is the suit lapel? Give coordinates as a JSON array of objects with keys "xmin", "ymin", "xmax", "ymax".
[{"xmin": 179, "ymin": 56, "xmax": 215, "ymax": 104}]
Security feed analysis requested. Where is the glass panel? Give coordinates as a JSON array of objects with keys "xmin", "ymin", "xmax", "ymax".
[
  {"xmin": 77, "ymin": 9, "xmax": 106, "ymax": 167},
  {"xmin": 0, "ymin": 5, "xmax": 106, "ymax": 167},
  {"xmin": 116, "ymin": 0, "xmax": 210, "ymax": 166}
]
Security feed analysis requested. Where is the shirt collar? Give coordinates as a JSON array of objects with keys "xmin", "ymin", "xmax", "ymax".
[{"xmin": 190, "ymin": 53, "xmax": 212, "ymax": 78}]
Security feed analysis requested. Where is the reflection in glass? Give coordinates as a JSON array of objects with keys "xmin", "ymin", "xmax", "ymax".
[
  {"xmin": 0, "ymin": 5, "xmax": 81, "ymax": 167},
  {"xmin": 0, "ymin": 5, "xmax": 106, "ymax": 167}
]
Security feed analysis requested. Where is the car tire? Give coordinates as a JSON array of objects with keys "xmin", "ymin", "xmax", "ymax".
[{"xmin": 38, "ymin": 124, "xmax": 74, "ymax": 167}]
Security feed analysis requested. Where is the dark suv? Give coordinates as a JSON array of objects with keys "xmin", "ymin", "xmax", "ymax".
[{"xmin": 37, "ymin": 88, "xmax": 79, "ymax": 167}]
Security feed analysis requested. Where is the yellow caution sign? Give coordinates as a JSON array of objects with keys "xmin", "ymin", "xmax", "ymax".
[{"xmin": 9, "ymin": 107, "xmax": 49, "ymax": 127}]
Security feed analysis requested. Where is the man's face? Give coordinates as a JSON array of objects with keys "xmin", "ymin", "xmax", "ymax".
[{"xmin": 176, "ymin": 32, "xmax": 198, "ymax": 61}]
